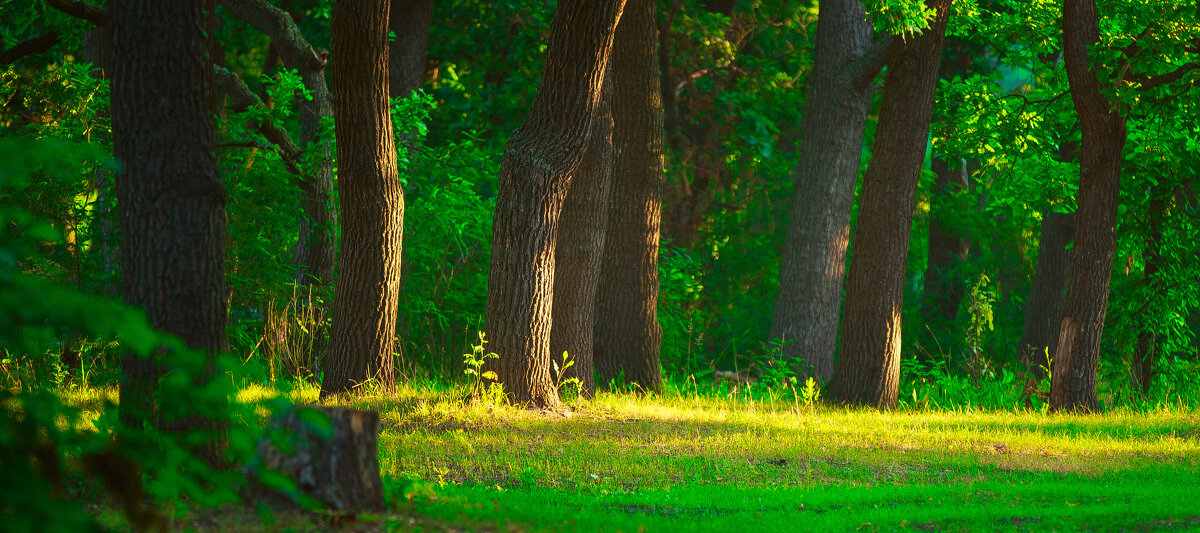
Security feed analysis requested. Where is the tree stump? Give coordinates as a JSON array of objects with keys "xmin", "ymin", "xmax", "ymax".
[{"xmin": 253, "ymin": 406, "xmax": 383, "ymax": 514}]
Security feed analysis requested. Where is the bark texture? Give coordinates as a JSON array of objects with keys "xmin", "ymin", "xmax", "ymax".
[
  {"xmin": 221, "ymin": 0, "xmax": 336, "ymax": 288},
  {"xmin": 827, "ymin": 0, "xmax": 952, "ymax": 408},
  {"xmin": 485, "ymin": 0, "xmax": 625, "ymax": 409},
  {"xmin": 594, "ymin": 0, "xmax": 664, "ymax": 392},
  {"xmin": 1050, "ymin": 0, "xmax": 1127, "ymax": 412},
  {"xmin": 321, "ymin": 0, "xmax": 405, "ymax": 398},
  {"xmin": 253, "ymin": 407, "xmax": 383, "ymax": 513},
  {"xmin": 1017, "ymin": 211, "xmax": 1074, "ymax": 376},
  {"xmin": 388, "ymin": 0, "xmax": 433, "ymax": 98},
  {"xmin": 110, "ymin": 0, "xmax": 226, "ymax": 425},
  {"xmin": 549, "ymin": 77, "xmax": 614, "ymax": 397},
  {"xmin": 770, "ymin": 0, "xmax": 875, "ymax": 383}
]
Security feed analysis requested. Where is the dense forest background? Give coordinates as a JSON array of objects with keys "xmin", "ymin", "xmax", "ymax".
[
  {"xmin": 5, "ymin": 0, "xmax": 1197, "ymax": 407},
  {"xmin": 3, "ymin": 0, "xmax": 1200, "ymax": 528}
]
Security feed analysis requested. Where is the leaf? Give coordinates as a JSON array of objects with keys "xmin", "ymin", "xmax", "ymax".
[{"xmin": 481, "ymin": 371, "xmax": 498, "ymax": 381}]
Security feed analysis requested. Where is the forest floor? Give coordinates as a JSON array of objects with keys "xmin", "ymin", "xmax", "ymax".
[{"xmin": 71, "ymin": 383, "xmax": 1200, "ymax": 531}]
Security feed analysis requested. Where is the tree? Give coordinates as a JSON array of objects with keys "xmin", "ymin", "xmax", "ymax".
[
  {"xmin": 770, "ymin": 0, "xmax": 884, "ymax": 383},
  {"xmin": 388, "ymin": 0, "xmax": 434, "ymax": 98},
  {"xmin": 827, "ymin": 0, "xmax": 953, "ymax": 408},
  {"xmin": 593, "ymin": 0, "xmax": 665, "ymax": 392},
  {"xmin": 484, "ymin": 0, "xmax": 625, "ymax": 408},
  {"xmin": 1017, "ymin": 210, "xmax": 1074, "ymax": 377},
  {"xmin": 549, "ymin": 76, "xmax": 614, "ymax": 398},
  {"xmin": 221, "ymin": 0, "xmax": 337, "ymax": 291},
  {"xmin": 320, "ymin": 0, "xmax": 404, "ymax": 398},
  {"xmin": 1049, "ymin": 0, "xmax": 1127, "ymax": 412},
  {"xmin": 109, "ymin": 0, "xmax": 226, "ymax": 425}
]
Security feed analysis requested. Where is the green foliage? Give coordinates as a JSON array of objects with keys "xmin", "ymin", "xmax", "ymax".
[
  {"xmin": 461, "ymin": 332, "xmax": 499, "ymax": 401},
  {"xmin": 552, "ymin": 351, "xmax": 582, "ymax": 402}
]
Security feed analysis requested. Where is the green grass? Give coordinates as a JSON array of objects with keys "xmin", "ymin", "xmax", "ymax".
[
  {"xmin": 72, "ymin": 382, "xmax": 1200, "ymax": 531},
  {"xmin": 283, "ymin": 382, "xmax": 1200, "ymax": 531}
]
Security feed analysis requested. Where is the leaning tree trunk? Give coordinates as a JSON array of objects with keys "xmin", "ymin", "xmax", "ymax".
[
  {"xmin": 827, "ymin": 0, "xmax": 952, "ymax": 408},
  {"xmin": 1017, "ymin": 210, "xmax": 1074, "ymax": 376},
  {"xmin": 110, "ymin": 0, "xmax": 226, "ymax": 427},
  {"xmin": 549, "ymin": 76, "xmax": 614, "ymax": 398},
  {"xmin": 1050, "ymin": 0, "xmax": 1127, "ymax": 412},
  {"xmin": 484, "ymin": 0, "xmax": 625, "ymax": 409},
  {"xmin": 594, "ymin": 0, "xmax": 664, "ymax": 392},
  {"xmin": 388, "ymin": 0, "xmax": 433, "ymax": 98},
  {"xmin": 770, "ymin": 0, "xmax": 875, "ymax": 383},
  {"xmin": 320, "ymin": 0, "xmax": 404, "ymax": 398}
]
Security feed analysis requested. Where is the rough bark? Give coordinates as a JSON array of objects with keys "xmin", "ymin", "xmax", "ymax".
[
  {"xmin": 827, "ymin": 0, "xmax": 952, "ymax": 408},
  {"xmin": 1050, "ymin": 0, "xmax": 1128, "ymax": 412},
  {"xmin": 549, "ymin": 77, "xmax": 614, "ymax": 398},
  {"xmin": 388, "ymin": 0, "xmax": 434, "ymax": 98},
  {"xmin": 594, "ymin": 0, "xmax": 665, "ymax": 392},
  {"xmin": 109, "ymin": 0, "xmax": 226, "ymax": 425},
  {"xmin": 221, "ymin": 0, "xmax": 337, "ymax": 288},
  {"xmin": 770, "ymin": 0, "xmax": 875, "ymax": 383},
  {"xmin": 253, "ymin": 407, "xmax": 383, "ymax": 513},
  {"xmin": 484, "ymin": 0, "xmax": 625, "ymax": 409},
  {"xmin": 320, "ymin": 0, "xmax": 404, "ymax": 398},
  {"xmin": 1017, "ymin": 210, "xmax": 1075, "ymax": 377}
]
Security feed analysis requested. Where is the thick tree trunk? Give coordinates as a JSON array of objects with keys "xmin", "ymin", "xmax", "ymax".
[
  {"xmin": 253, "ymin": 407, "xmax": 383, "ymax": 513},
  {"xmin": 827, "ymin": 0, "xmax": 952, "ymax": 408},
  {"xmin": 594, "ymin": 0, "xmax": 665, "ymax": 392},
  {"xmin": 1050, "ymin": 0, "xmax": 1127, "ymax": 412},
  {"xmin": 320, "ymin": 0, "xmax": 404, "ymax": 398},
  {"xmin": 485, "ymin": 0, "xmax": 625, "ymax": 409},
  {"xmin": 388, "ymin": 0, "xmax": 433, "ymax": 98},
  {"xmin": 110, "ymin": 0, "xmax": 226, "ymax": 425},
  {"xmin": 1017, "ymin": 210, "xmax": 1074, "ymax": 376},
  {"xmin": 549, "ymin": 78, "xmax": 614, "ymax": 398},
  {"xmin": 770, "ymin": 0, "xmax": 874, "ymax": 383}
]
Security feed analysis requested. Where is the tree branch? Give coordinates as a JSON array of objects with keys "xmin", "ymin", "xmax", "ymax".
[
  {"xmin": 45, "ymin": 0, "xmax": 109, "ymax": 27},
  {"xmin": 213, "ymin": 65, "xmax": 304, "ymax": 177},
  {"xmin": 846, "ymin": 35, "xmax": 896, "ymax": 90},
  {"xmin": 0, "ymin": 31, "xmax": 60, "ymax": 65},
  {"xmin": 219, "ymin": 0, "xmax": 326, "ymax": 72},
  {"xmin": 1132, "ymin": 62, "xmax": 1200, "ymax": 90}
]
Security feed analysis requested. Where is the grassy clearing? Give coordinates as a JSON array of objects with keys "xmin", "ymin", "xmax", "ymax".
[
  {"xmin": 73, "ymin": 382, "xmax": 1200, "ymax": 531},
  {"xmin": 301, "ymin": 383, "xmax": 1200, "ymax": 531}
]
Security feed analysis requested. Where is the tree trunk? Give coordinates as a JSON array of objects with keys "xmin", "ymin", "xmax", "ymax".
[
  {"xmin": 1017, "ymin": 210, "xmax": 1074, "ymax": 376},
  {"xmin": 110, "ymin": 0, "xmax": 226, "ymax": 426},
  {"xmin": 827, "ymin": 0, "xmax": 952, "ymax": 408},
  {"xmin": 252, "ymin": 407, "xmax": 383, "ymax": 513},
  {"xmin": 1050, "ymin": 0, "xmax": 1127, "ymax": 412},
  {"xmin": 923, "ymin": 157, "xmax": 972, "ymax": 326},
  {"xmin": 594, "ymin": 0, "xmax": 664, "ymax": 392},
  {"xmin": 388, "ymin": 0, "xmax": 433, "ymax": 98},
  {"xmin": 320, "ymin": 0, "xmax": 404, "ymax": 398},
  {"xmin": 770, "ymin": 0, "xmax": 874, "ymax": 383},
  {"xmin": 549, "ymin": 76, "xmax": 614, "ymax": 398},
  {"xmin": 484, "ymin": 0, "xmax": 625, "ymax": 409},
  {"xmin": 1132, "ymin": 194, "xmax": 1164, "ymax": 394}
]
